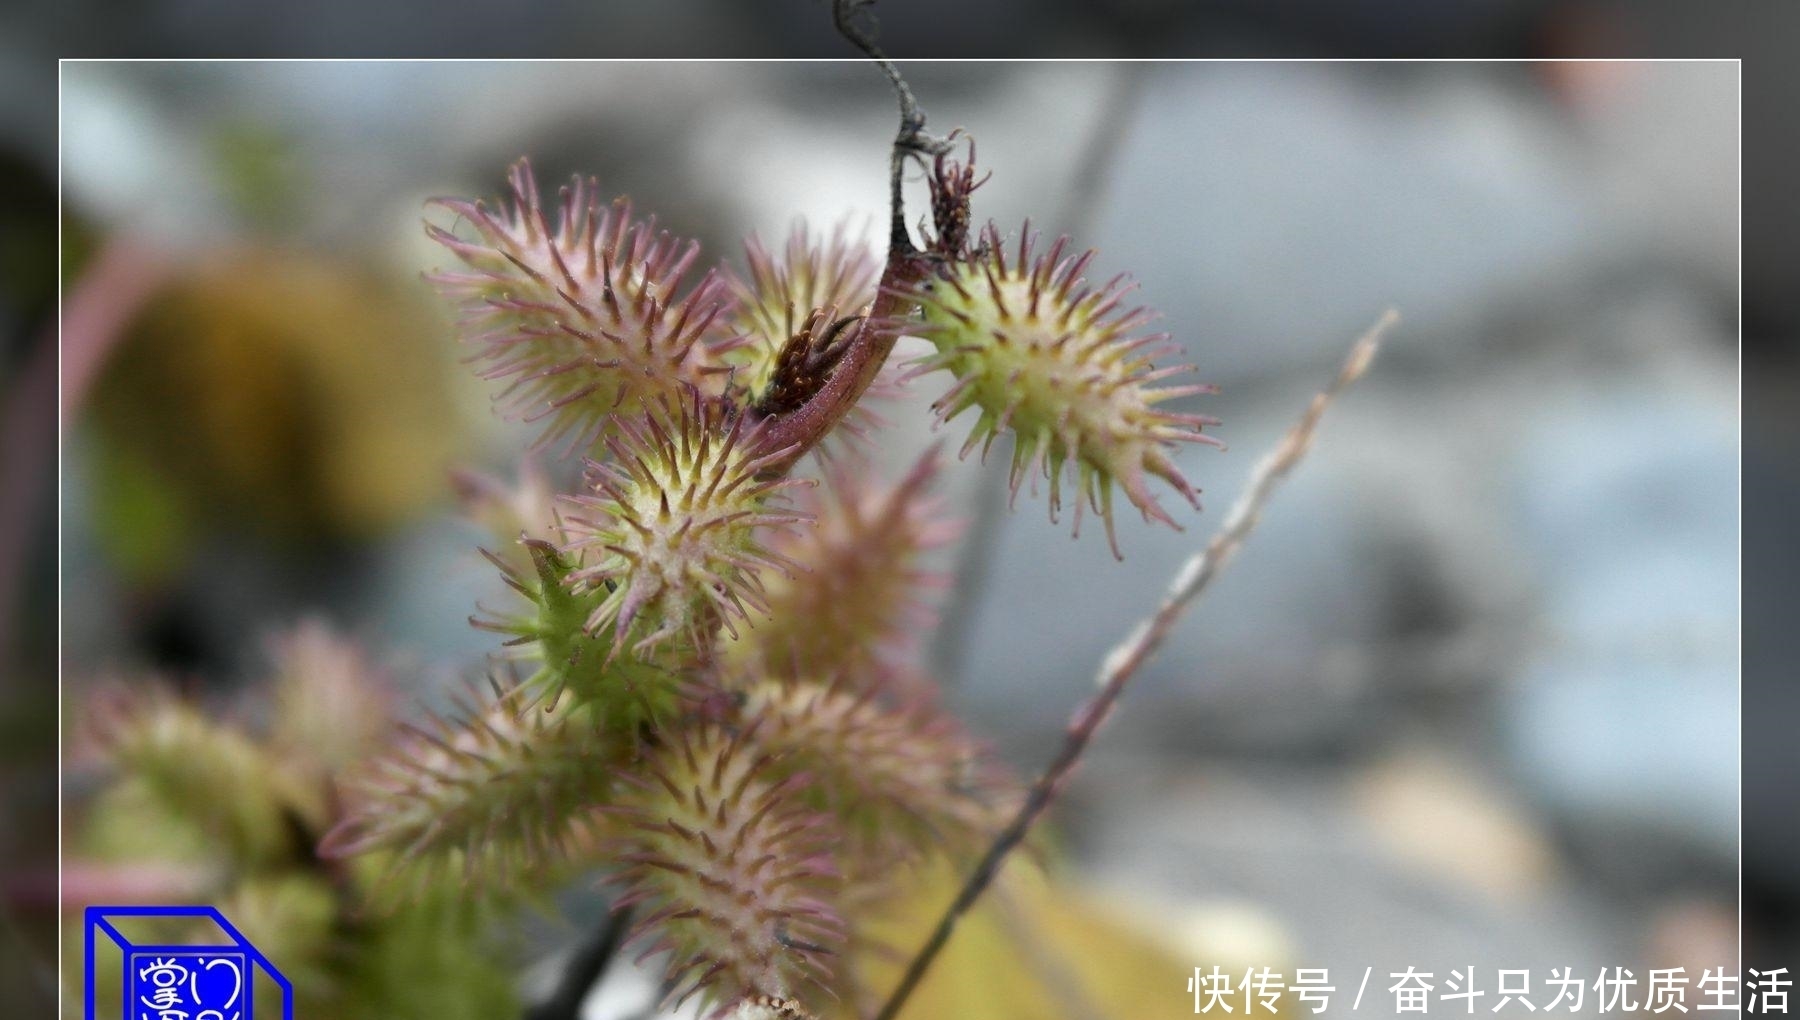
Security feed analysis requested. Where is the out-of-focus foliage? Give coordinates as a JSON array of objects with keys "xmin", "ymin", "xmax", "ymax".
[
  {"xmin": 845, "ymin": 859, "xmax": 1228, "ymax": 1020},
  {"xmin": 87, "ymin": 250, "xmax": 463, "ymax": 578},
  {"xmin": 65, "ymin": 623, "xmax": 517, "ymax": 1020},
  {"xmin": 319, "ymin": 133, "xmax": 1218, "ymax": 1016}
]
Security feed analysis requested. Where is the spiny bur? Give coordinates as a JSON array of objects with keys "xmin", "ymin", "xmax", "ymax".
[
  {"xmin": 473, "ymin": 537, "xmax": 683, "ymax": 732},
  {"xmin": 319, "ymin": 676, "xmax": 615, "ymax": 901},
  {"xmin": 560, "ymin": 393, "xmax": 809, "ymax": 656},
  {"xmin": 266, "ymin": 619, "xmax": 395, "ymax": 774},
  {"xmin": 604, "ymin": 723, "xmax": 845, "ymax": 1015},
  {"xmin": 318, "ymin": 99, "xmax": 1220, "ymax": 1020},
  {"xmin": 72, "ymin": 627, "xmax": 521, "ymax": 1020},
  {"xmin": 85, "ymin": 686, "xmax": 302, "ymax": 870},
  {"xmin": 907, "ymin": 222, "xmax": 1222, "ymax": 555},
  {"xmin": 739, "ymin": 677, "xmax": 1008, "ymax": 865},
  {"xmin": 426, "ymin": 160, "xmax": 734, "ymax": 454},
  {"xmin": 727, "ymin": 448, "xmax": 954, "ymax": 683}
]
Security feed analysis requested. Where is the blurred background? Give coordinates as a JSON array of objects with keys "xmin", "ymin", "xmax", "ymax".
[
  {"xmin": 41, "ymin": 57, "xmax": 1742, "ymax": 1016},
  {"xmin": 2, "ymin": 2, "xmax": 1781, "ymax": 1015}
]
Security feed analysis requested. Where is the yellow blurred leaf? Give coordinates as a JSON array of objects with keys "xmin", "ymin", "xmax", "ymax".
[{"xmin": 844, "ymin": 858, "xmax": 1255, "ymax": 1020}]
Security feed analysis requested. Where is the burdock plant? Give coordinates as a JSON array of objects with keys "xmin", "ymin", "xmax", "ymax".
[{"xmin": 73, "ymin": 4, "xmax": 1393, "ymax": 1018}]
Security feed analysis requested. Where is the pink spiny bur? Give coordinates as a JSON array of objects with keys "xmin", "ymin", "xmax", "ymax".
[
  {"xmin": 604, "ymin": 723, "xmax": 846, "ymax": 1015},
  {"xmin": 426, "ymin": 159, "xmax": 738, "ymax": 455}
]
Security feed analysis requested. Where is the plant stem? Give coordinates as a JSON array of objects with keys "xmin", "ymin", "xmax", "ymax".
[
  {"xmin": 872, "ymin": 310, "xmax": 1398, "ymax": 1020},
  {"xmin": 753, "ymin": 0, "xmax": 952, "ymax": 469},
  {"xmin": 831, "ymin": 0, "xmax": 950, "ymax": 252}
]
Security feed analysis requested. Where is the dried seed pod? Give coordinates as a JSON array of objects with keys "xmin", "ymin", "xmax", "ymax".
[
  {"xmin": 924, "ymin": 131, "xmax": 988, "ymax": 259},
  {"xmin": 907, "ymin": 223, "xmax": 1222, "ymax": 556},
  {"xmin": 426, "ymin": 159, "xmax": 732, "ymax": 453},
  {"xmin": 748, "ymin": 307, "xmax": 865, "ymax": 420},
  {"xmin": 726, "ymin": 223, "xmax": 880, "ymax": 404}
]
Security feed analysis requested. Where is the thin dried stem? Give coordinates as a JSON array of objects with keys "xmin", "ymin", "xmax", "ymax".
[
  {"xmin": 753, "ymin": 0, "xmax": 952, "ymax": 468},
  {"xmin": 871, "ymin": 309, "xmax": 1398, "ymax": 1020},
  {"xmin": 832, "ymin": 0, "xmax": 953, "ymax": 252}
]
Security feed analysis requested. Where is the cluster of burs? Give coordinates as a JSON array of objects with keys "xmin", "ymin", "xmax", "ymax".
[{"xmin": 82, "ymin": 139, "xmax": 1217, "ymax": 1020}]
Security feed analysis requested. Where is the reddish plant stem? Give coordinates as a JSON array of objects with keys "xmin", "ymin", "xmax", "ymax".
[
  {"xmin": 752, "ymin": 259, "xmax": 924, "ymax": 466},
  {"xmin": 2, "ymin": 238, "xmax": 166, "ymax": 670},
  {"xmin": 751, "ymin": 0, "xmax": 952, "ymax": 472}
]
